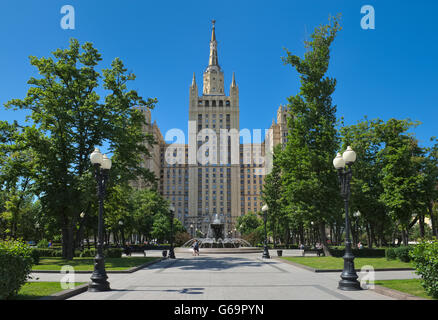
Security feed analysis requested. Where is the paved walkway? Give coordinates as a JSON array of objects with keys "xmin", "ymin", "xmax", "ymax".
[{"xmin": 34, "ymin": 253, "xmax": 415, "ymax": 300}]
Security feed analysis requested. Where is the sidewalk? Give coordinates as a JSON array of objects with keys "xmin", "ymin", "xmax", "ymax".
[{"xmin": 60, "ymin": 253, "xmax": 406, "ymax": 300}]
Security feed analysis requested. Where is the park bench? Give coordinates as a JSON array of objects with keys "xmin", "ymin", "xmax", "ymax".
[{"xmin": 301, "ymin": 247, "xmax": 324, "ymax": 257}]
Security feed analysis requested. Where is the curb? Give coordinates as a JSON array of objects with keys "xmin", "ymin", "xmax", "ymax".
[
  {"xmin": 31, "ymin": 257, "xmax": 165, "ymax": 274},
  {"xmin": 37, "ymin": 258, "xmax": 166, "ymax": 300},
  {"xmin": 275, "ymin": 258, "xmax": 415, "ymax": 273},
  {"xmin": 38, "ymin": 284, "xmax": 89, "ymax": 300},
  {"xmin": 372, "ymin": 285, "xmax": 428, "ymax": 300}
]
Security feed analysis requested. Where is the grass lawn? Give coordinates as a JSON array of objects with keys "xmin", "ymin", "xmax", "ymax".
[
  {"xmin": 12, "ymin": 282, "xmax": 85, "ymax": 300},
  {"xmin": 281, "ymin": 256, "xmax": 414, "ymax": 270},
  {"xmin": 375, "ymin": 279, "xmax": 437, "ymax": 300},
  {"xmin": 32, "ymin": 256, "xmax": 161, "ymax": 271}
]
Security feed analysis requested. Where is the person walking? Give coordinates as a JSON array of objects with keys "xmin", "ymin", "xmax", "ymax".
[{"xmin": 193, "ymin": 240, "xmax": 200, "ymax": 256}]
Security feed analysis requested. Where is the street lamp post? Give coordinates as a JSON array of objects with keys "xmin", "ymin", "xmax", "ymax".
[
  {"xmin": 261, "ymin": 205, "xmax": 270, "ymax": 259},
  {"xmin": 88, "ymin": 148, "xmax": 111, "ymax": 292},
  {"xmin": 168, "ymin": 205, "xmax": 176, "ymax": 259},
  {"xmin": 333, "ymin": 146, "xmax": 361, "ymax": 291},
  {"xmin": 119, "ymin": 220, "xmax": 125, "ymax": 247}
]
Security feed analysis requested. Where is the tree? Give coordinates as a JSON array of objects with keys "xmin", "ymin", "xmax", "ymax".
[
  {"xmin": 236, "ymin": 212, "xmax": 263, "ymax": 236},
  {"xmin": 340, "ymin": 118, "xmax": 391, "ymax": 247},
  {"xmin": 376, "ymin": 119, "xmax": 425, "ymax": 245},
  {"xmin": 262, "ymin": 145, "xmax": 286, "ymax": 246},
  {"xmin": 4, "ymin": 39, "xmax": 156, "ymax": 259},
  {"xmin": 131, "ymin": 188, "xmax": 169, "ymax": 242},
  {"xmin": 280, "ymin": 15, "xmax": 342, "ymax": 256}
]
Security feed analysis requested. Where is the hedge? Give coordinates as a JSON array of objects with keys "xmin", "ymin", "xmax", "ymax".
[
  {"xmin": 394, "ymin": 246, "xmax": 411, "ymax": 262},
  {"xmin": 385, "ymin": 248, "xmax": 397, "ymax": 260},
  {"xmin": 80, "ymin": 248, "xmax": 122, "ymax": 258},
  {"xmin": 0, "ymin": 239, "xmax": 34, "ymax": 299},
  {"xmin": 329, "ymin": 247, "xmax": 386, "ymax": 258},
  {"xmin": 410, "ymin": 240, "xmax": 438, "ymax": 298}
]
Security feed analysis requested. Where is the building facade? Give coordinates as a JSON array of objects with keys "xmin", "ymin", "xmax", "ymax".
[{"xmin": 133, "ymin": 22, "xmax": 289, "ymax": 236}]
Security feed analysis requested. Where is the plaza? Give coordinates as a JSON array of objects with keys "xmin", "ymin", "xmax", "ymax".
[{"xmin": 27, "ymin": 251, "xmax": 420, "ymax": 300}]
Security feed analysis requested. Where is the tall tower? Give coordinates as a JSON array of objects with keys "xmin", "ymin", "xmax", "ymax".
[{"xmin": 188, "ymin": 20, "xmax": 240, "ymax": 235}]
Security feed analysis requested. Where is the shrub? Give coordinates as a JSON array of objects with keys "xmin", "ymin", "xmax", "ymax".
[
  {"xmin": 385, "ymin": 247, "xmax": 396, "ymax": 260},
  {"xmin": 410, "ymin": 240, "xmax": 438, "ymax": 298},
  {"xmin": 105, "ymin": 248, "xmax": 122, "ymax": 258},
  {"xmin": 0, "ymin": 239, "xmax": 34, "ymax": 299},
  {"xmin": 30, "ymin": 248, "xmax": 40, "ymax": 265},
  {"xmin": 329, "ymin": 247, "xmax": 386, "ymax": 258},
  {"xmin": 36, "ymin": 239, "xmax": 49, "ymax": 249},
  {"xmin": 34, "ymin": 248, "xmax": 62, "ymax": 257},
  {"xmin": 80, "ymin": 248, "xmax": 122, "ymax": 258},
  {"xmin": 80, "ymin": 248, "xmax": 96, "ymax": 257},
  {"xmin": 394, "ymin": 246, "xmax": 411, "ymax": 262}
]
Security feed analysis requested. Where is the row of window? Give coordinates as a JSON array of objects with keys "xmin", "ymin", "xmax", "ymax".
[{"xmin": 198, "ymin": 100, "xmax": 231, "ymax": 107}]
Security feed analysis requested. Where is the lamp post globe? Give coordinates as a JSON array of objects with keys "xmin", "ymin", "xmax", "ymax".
[
  {"xmin": 261, "ymin": 204, "xmax": 270, "ymax": 259},
  {"xmin": 90, "ymin": 148, "xmax": 103, "ymax": 166},
  {"xmin": 333, "ymin": 146, "xmax": 361, "ymax": 291}
]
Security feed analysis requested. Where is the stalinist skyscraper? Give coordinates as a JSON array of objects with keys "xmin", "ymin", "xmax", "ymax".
[
  {"xmin": 188, "ymin": 20, "xmax": 241, "ymax": 235},
  {"xmin": 133, "ymin": 21, "xmax": 281, "ymax": 237}
]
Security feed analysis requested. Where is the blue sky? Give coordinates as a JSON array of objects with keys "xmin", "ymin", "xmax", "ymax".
[{"xmin": 0, "ymin": 0, "xmax": 436, "ymax": 148}]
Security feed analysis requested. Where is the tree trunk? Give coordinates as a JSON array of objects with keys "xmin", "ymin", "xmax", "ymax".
[
  {"xmin": 61, "ymin": 218, "xmax": 75, "ymax": 261},
  {"xmin": 428, "ymin": 202, "xmax": 437, "ymax": 238},
  {"xmin": 365, "ymin": 224, "xmax": 372, "ymax": 248},
  {"xmin": 402, "ymin": 229, "xmax": 409, "ymax": 246},
  {"xmin": 319, "ymin": 222, "xmax": 332, "ymax": 257},
  {"xmin": 419, "ymin": 213, "xmax": 425, "ymax": 238}
]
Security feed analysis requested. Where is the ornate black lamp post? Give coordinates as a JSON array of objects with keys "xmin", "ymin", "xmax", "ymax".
[
  {"xmin": 88, "ymin": 148, "xmax": 111, "ymax": 292},
  {"xmin": 261, "ymin": 204, "xmax": 270, "ymax": 259},
  {"xmin": 333, "ymin": 146, "xmax": 361, "ymax": 291},
  {"xmin": 168, "ymin": 205, "xmax": 176, "ymax": 259}
]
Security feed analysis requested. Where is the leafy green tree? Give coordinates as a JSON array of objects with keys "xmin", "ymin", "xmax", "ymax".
[
  {"xmin": 376, "ymin": 119, "xmax": 425, "ymax": 245},
  {"xmin": 280, "ymin": 15, "xmax": 342, "ymax": 256},
  {"xmin": 4, "ymin": 39, "xmax": 156, "ymax": 259},
  {"xmin": 236, "ymin": 212, "xmax": 263, "ymax": 236},
  {"xmin": 131, "ymin": 188, "xmax": 169, "ymax": 242},
  {"xmin": 340, "ymin": 118, "xmax": 391, "ymax": 247},
  {"xmin": 262, "ymin": 145, "xmax": 287, "ymax": 246}
]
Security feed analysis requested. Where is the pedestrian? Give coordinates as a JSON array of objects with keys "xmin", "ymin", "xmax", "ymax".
[{"xmin": 193, "ymin": 240, "xmax": 200, "ymax": 256}]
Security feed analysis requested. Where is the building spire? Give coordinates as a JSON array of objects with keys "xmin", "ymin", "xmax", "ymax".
[
  {"xmin": 208, "ymin": 20, "xmax": 219, "ymax": 68},
  {"xmin": 191, "ymin": 72, "xmax": 197, "ymax": 87},
  {"xmin": 231, "ymin": 72, "xmax": 237, "ymax": 87}
]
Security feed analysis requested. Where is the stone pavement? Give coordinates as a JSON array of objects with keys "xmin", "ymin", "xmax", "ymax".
[{"xmin": 33, "ymin": 252, "xmax": 416, "ymax": 300}]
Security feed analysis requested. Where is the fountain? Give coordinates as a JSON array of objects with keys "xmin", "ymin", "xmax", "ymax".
[{"xmin": 176, "ymin": 214, "xmax": 262, "ymax": 254}]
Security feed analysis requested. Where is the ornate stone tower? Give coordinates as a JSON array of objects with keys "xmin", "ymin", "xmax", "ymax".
[{"xmin": 187, "ymin": 20, "xmax": 241, "ymax": 236}]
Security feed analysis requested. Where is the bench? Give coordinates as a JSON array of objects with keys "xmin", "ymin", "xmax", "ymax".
[{"xmin": 301, "ymin": 248, "xmax": 323, "ymax": 257}]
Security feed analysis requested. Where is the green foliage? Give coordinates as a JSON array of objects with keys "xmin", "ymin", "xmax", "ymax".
[
  {"xmin": 394, "ymin": 246, "xmax": 412, "ymax": 262},
  {"xmin": 79, "ymin": 248, "xmax": 96, "ymax": 258},
  {"xmin": 236, "ymin": 212, "xmax": 263, "ymax": 236},
  {"xmin": 385, "ymin": 247, "xmax": 397, "ymax": 260},
  {"xmin": 33, "ymin": 248, "xmax": 63, "ymax": 257},
  {"xmin": 36, "ymin": 239, "xmax": 49, "ymax": 249},
  {"xmin": 3, "ymin": 38, "xmax": 157, "ymax": 259},
  {"xmin": 410, "ymin": 240, "xmax": 438, "ymax": 298},
  {"xmin": 329, "ymin": 247, "xmax": 386, "ymax": 258},
  {"xmin": 0, "ymin": 239, "xmax": 34, "ymax": 299},
  {"xmin": 79, "ymin": 248, "xmax": 121, "ymax": 258},
  {"xmin": 30, "ymin": 248, "xmax": 40, "ymax": 265},
  {"xmin": 175, "ymin": 232, "xmax": 192, "ymax": 247},
  {"xmin": 105, "ymin": 248, "xmax": 122, "ymax": 258},
  {"xmin": 279, "ymin": 15, "xmax": 342, "ymax": 250}
]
